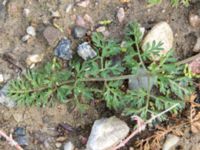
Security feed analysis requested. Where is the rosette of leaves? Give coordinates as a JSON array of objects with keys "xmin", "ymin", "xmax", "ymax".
[{"xmin": 8, "ymin": 22, "xmax": 193, "ymax": 120}]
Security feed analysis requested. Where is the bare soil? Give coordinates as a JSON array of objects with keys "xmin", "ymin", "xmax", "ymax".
[{"xmin": 0, "ymin": 0, "xmax": 200, "ymax": 149}]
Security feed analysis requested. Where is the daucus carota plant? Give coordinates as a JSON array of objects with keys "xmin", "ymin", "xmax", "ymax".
[{"xmin": 8, "ymin": 22, "xmax": 193, "ymax": 120}]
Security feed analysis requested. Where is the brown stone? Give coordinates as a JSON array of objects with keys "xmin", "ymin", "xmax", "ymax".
[{"xmin": 43, "ymin": 26, "xmax": 61, "ymax": 46}]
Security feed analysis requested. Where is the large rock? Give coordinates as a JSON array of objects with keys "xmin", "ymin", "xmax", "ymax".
[
  {"xmin": 142, "ymin": 22, "xmax": 174, "ymax": 60},
  {"xmin": 86, "ymin": 116, "xmax": 129, "ymax": 150}
]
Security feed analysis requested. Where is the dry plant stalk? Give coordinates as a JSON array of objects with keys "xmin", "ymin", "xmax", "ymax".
[
  {"xmin": 112, "ymin": 103, "xmax": 179, "ymax": 150},
  {"xmin": 190, "ymin": 93, "xmax": 200, "ymax": 133},
  {"xmin": 0, "ymin": 130, "xmax": 23, "ymax": 150}
]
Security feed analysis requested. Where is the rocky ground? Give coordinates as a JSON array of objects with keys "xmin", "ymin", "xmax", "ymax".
[{"xmin": 0, "ymin": 0, "xmax": 200, "ymax": 150}]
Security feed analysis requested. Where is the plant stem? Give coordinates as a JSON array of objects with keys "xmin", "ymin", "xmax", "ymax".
[
  {"xmin": 136, "ymin": 43, "xmax": 147, "ymax": 70},
  {"xmin": 10, "ymin": 74, "xmax": 152, "ymax": 94}
]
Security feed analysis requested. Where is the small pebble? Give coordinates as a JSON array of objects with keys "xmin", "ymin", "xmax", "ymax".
[
  {"xmin": 77, "ymin": 0, "xmax": 90, "ymax": 8},
  {"xmin": 96, "ymin": 26, "xmax": 106, "ymax": 32},
  {"xmin": 16, "ymin": 136, "xmax": 29, "ymax": 146},
  {"xmin": 55, "ymin": 142, "xmax": 62, "ymax": 148},
  {"xmin": 117, "ymin": 7, "xmax": 125, "ymax": 23},
  {"xmin": 23, "ymin": 8, "xmax": 30, "ymax": 17},
  {"xmin": 26, "ymin": 54, "xmax": 44, "ymax": 67},
  {"xmin": 56, "ymin": 136, "xmax": 67, "ymax": 142},
  {"xmin": 189, "ymin": 14, "xmax": 200, "ymax": 28},
  {"xmin": 65, "ymin": 3, "xmax": 73, "ymax": 13},
  {"xmin": 72, "ymin": 26, "xmax": 87, "ymax": 39},
  {"xmin": 189, "ymin": 58, "xmax": 200, "ymax": 75},
  {"xmin": 77, "ymin": 42, "xmax": 97, "ymax": 60},
  {"xmin": 193, "ymin": 37, "xmax": 200, "ymax": 52},
  {"xmin": 43, "ymin": 26, "xmax": 61, "ymax": 46},
  {"xmin": 26, "ymin": 26, "xmax": 36, "ymax": 36},
  {"xmin": 162, "ymin": 134, "xmax": 180, "ymax": 150},
  {"xmin": 83, "ymin": 14, "xmax": 94, "ymax": 25},
  {"xmin": 75, "ymin": 15, "xmax": 86, "ymax": 27},
  {"xmin": 54, "ymin": 39, "xmax": 73, "ymax": 60},
  {"xmin": 21, "ymin": 34, "xmax": 30, "ymax": 42},
  {"xmin": 51, "ymin": 10, "xmax": 60, "ymax": 18},
  {"xmin": 189, "ymin": 2, "xmax": 200, "ymax": 28},
  {"xmin": 0, "ymin": 74, "xmax": 4, "ymax": 83},
  {"xmin": 14, "ymin": 127, "xmax": 26, "ymax": 136},
  {"xmin": 63, "ymin": 141, "xmax": 75, "ymax": 150},
  {"xmin": 13, "ymin": 127, "xmax": 29, "ymax": 146},
  {"xmin": 0, "ymin": 84, "xmax": 16, "ymax": 108}
]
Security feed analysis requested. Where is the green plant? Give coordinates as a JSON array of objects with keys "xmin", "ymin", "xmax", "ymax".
[
  {"xmin": 147, "ymin": 0, "xmax": 190, "ymax": 7},
  {"xmin": 8, "ymin": 22, "xmax": 193, "ymax": 120}
]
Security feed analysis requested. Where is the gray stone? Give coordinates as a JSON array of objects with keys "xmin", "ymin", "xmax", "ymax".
[
  {"xmin": 72, "ymin": 26, "xmax": 87, "ymax": 39},
  {"xmin": 86, "ymin": 116, "xmax": 129, "ymax": 150},
  {"xmin": 54, "ymin": 39, "xmax": 73, "ymax": 60},
  {"xmin": 62, "ymin": 141, "xmax": 75, "ymax": 150},
  {"xmin": 16, "ymin": 136, "xmax": 29, "ymax": 146},
  {"xmin": 0, "ymin": 84, "xmax": 16, "ymax": 108},
  {"xmin": 77, "ymin": 42, "xmax": 97, "ymax": 60},
  {"xmin": 14, "ymin": 127, "xmax": 29, "ymax": 146},
  {"xmin": 14, "ymin": 127, "xmax": 26, "ymax": 136},
  {"xmin": 142, "ymin": 22, "xmax": 174, "ymax": 60},
  {"xmin": 128, "ymin": 68, "xmax": 157, "ymax": 91},
  {"xmin": 43, "ymin": 26, "xmax": 62, "ymax": 46},
  {"xmin": 162, "ymin": 134, "xmax": 180, "ymax": 150}
]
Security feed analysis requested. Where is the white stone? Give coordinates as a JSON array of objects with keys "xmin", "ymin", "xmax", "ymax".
[
  {"xmin": 0, "ymin": 74, "xmax": 4, "ymax": 83},
  {"xmin": 117, "ymin": 7, "xmax": 125, "ymax": 23},
  {"xmin": 26, "ymin": 54, "xmax": 43, "ymax": 67},
  {"xmin": 21, "ymin": 34, "xmax": 30, "ymax": 42},
  {"xmin": 162, "ymin": 134, "xmax": 180, "ymax": 150},
  {"xmin": 142, "ymin": 22, "xmax": 174, "ymax": 60},
  {"xmin": 86, "ymin": 116, "xmax": 130, "ymax": 150},
  {"xmin": 55, "ymin": 142, "xmax": 62, "ymax": 148},
  {"xmin": 193, "ymin": 37, "xmax": 200, "ymax": 52},
  {"xmin": 65, "ymin": 4, "xmax": 73, "ymax": 13},
  {"xmin": 23, "ymin": 8, "xmax": 30, "ymax": 17},
  {"xmin": 96, "ymin": 26, "xmax": 106, "ymax": 33},
  {"xmin": 63, "ymin": 141, "xmax": 75, "ymax": 150},
  {"xmin": 26, "ymin": 26, "xmax": 36, "ymax": 36}
]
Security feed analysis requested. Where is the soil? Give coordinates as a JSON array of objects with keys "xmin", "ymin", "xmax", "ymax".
[{"xmin": 0, "ymin": 0, "xmax": 200, "ymax": 150}]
